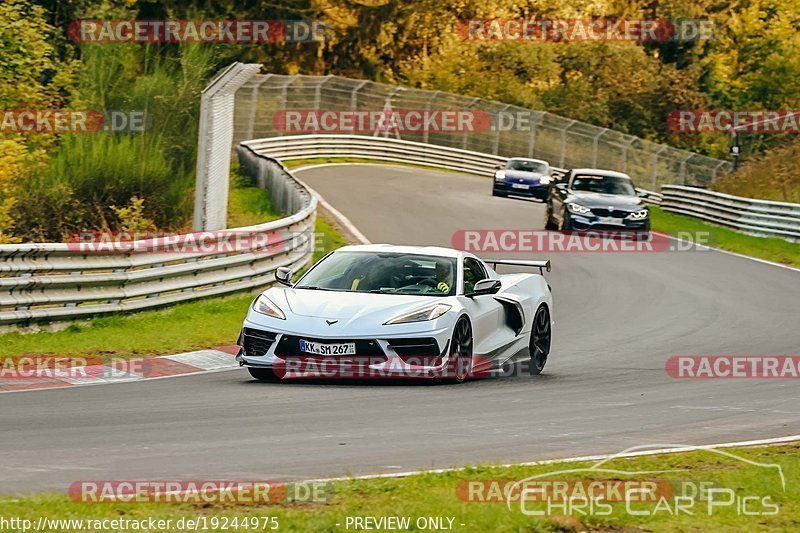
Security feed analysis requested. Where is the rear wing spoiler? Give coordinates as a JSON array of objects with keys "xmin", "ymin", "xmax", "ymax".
[{"xmin": 484, "ymin": 259, "xmax": 551, "ymax": 275}]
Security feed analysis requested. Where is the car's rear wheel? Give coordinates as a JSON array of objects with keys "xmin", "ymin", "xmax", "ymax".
[
  {"xmin": 248, "ymin": 367, "xmax": 278, "ymax": 381},
  {"xmin": 529, "ymin": 305, "xmax": 551, "ymax": 375},
  {"xmin": 445, "ymin": 317, "xmax": 473, "ymax": 383},
  {"xmin": 544, "ymin": 203, "xmax": 557, "ymax": 230}
]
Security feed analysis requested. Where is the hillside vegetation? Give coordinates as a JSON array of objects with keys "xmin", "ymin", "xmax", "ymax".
[{"xmin": 2, "ymin": 0, "xmax": 799, "ymax": 242}]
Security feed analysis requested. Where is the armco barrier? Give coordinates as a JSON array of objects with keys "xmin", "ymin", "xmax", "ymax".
[
  {"xmin": 0, "ymin": 153, "xmax": 315, "ymax": 326},
  {"xmin": 661, "ymin": 185, "xmax": 800, "ymax": 240},
  {"xmin": 244, "ymin": 134, "xmax": 798, "ymax": 239},
  {"xmin": 241, "ymin": 134, "xmax": 663, "ymax": 201}
]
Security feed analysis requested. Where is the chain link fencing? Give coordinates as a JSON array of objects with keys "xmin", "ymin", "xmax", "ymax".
[{"xmin": 232, "ymin": 73, "xmax": 732, "ymax": 191}]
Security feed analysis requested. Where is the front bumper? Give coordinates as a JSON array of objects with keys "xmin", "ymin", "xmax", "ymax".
[
  {"xmin": 568, "ymin": 213, "xmax": 649, "ymax": 231},
  {"xmin": 493, "ymin": 181, "xmax": 548, "ymax": 199},
  {"xmin": 236, "ymin": 325, "xmax": 455, "ymax": 380}
]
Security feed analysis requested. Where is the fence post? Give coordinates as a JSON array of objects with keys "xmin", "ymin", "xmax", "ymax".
[
  {"xmin": 422, "ymin": 90, "xmax": 440, "ymax": 145},
  {"xmin": 194, "ymin": 62, "xmax": 261, "ymax": 232},
  {"xmin": 245, "ymin": 74, "xmax": 270, "ymax": 142},
  {"xmin": 560, "ymin": 120, "xmax": 576, "ymax": 168},
  {"xmin": 527, "ymin": 113, "xmax": 541, "ymax": 158},
  {"xmin": 313, "ymin": 75, "xmax": 333, "ymax": 111},
  {"xmin": 592, "ymin": 128, "xmax": 608, "ymax": 167},
  {"xmin": 651, "ymin": 146, "xmax": 666, "ymax": 190},
  {"xmin": 493, "ymin": 104, "xmax": 510, "ymax": 155},
  {"xmin": 679, "ymin": 154, "xmax": 695, "ymax": 185},
  {"xmin": 351, "ymin": 79, "xmax": 368, "ymax": 111}
]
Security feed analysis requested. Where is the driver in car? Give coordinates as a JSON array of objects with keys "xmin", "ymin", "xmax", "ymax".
[{"xmin": 434, "ymin": 261, "xmax": 453, "ymax": 294}]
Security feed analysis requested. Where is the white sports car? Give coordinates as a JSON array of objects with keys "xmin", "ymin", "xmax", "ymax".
[{"xmin": 235, "ymin": 244, "xmax": 553, "ymax": 383}]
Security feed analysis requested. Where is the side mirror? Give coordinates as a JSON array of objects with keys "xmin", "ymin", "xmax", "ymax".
[
  {"xmin": 550, "ymin": 171, "xmax": 560, "ymax": 179},
  {"xmin": 275, "ymin": 266, "xmax": 293, "ymax": 286},
  {"xmin": 494, "ymin": 163, "xmax": 504, "ymax": 170},
  {"xmin": 636, "ymin": 189, "xmax": 650, "ymax": 198},
  {"xmin": 470, "ymin": 278, "xmax": 502, "ymax": 297},
  {"xmin": 555, "ymin": 182, "xmax": 567, "ymax": 190}
]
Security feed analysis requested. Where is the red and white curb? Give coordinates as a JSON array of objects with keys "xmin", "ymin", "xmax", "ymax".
[{"xmin": 0, "ymin": 346, "xmax": 240, "ymax": 394}]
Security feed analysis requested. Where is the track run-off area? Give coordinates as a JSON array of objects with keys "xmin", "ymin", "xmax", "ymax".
[{"xmin": 1, "ymin": 164, "xmax": 798, "ymax": 493}]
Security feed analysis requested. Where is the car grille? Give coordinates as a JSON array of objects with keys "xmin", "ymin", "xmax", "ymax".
[
  {"xmin": 274, "ymin": 335, "xmax": 386, "ymax": 358},
  {"xmin": 590, "ymin": 208, "xmax": 628, "ymax": 218},
  {"xmin": 242, "ymin": 328, "xmax": 278, "ymax": 357}
]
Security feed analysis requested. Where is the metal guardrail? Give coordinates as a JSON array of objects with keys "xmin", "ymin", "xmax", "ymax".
[
  {"xmin": 661, "ymin": 186, "xmax": 800, "ymax": 240},
  {"xmin": 0, "ymin": 153, "xmax": 316, "ymax": 326},
  {"xmin": 242, "ymin": 134, "xmax": 664, "ymax": 200},
  {"xmin": 245, "ymin": 134, "xmax": 798, "ymax": 240}
]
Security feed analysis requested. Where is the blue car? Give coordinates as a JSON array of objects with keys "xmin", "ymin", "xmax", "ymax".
[{"xmin": 492, "ymin": 158, "xmax": 552, "ymax": 200}]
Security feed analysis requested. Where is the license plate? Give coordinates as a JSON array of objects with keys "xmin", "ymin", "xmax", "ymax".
[
  {"xmin": 511, "ymin": 183, "xmax": 530, "ymax": 189},
  {"xmin": 299, "ymin": 340, "xmax": 356, "ymax": 356},
  {"xmin": 599, "ymin": 216, "xmax": 625, "ymax": 225}
]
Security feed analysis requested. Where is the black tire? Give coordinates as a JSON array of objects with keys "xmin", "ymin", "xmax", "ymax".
[
  {"xmin": 560, "ymin": 209, "xmax": 572, "ymax": 231},
  {"xmin": 444, "ymin": 317, "xmax": 473, "ymax": 383},
  {"xmin": 544, "ymin": 203, "xmax": 557, "ymax": 230},
  {"xmin": 529, "ymin": 305, "xmax": 552, "ymax": 375},
  {"xmin": 248, "ymin": 367, "xmax": 278, "ymax": 381}
]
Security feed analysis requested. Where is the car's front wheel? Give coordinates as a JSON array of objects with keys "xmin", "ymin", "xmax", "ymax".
[
  {"xmin": 560, "ymin": 208, "xmax": 572, "ymax": 231},
  {"xmin": 248, "ymin": 367, "xmax": 278, "ymax": 381},
  {"xmin": 544, "ymin": 203, "xmax": 557, "ymax": 230},
  {"xmin": 529, "ymin": 305, "xmax": 551, "ymax": 375},
  {"xmin": 445, "ymin": 317, "xmax": 473, "ymax": 383}
]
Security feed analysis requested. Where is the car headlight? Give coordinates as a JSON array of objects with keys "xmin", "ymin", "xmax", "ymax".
[
  {"xmin": 627, "ymin": 209, "xmax": 649, "ymax": 219},
  {"xmin": 539, "ymin": 176, "xmax": 551, "ymax": 185},
  {"xmin": 252, "ymin": 294, "xmax": 286, "ymax": 320},
  {"xmin": 384, "ymin": 303, "xmax": 452, "ymax": 325},
  {"xmin": 567, "ymin": 202, "xmax": 592, "ymax": 215},
  {"xmin": 494, "ymin": 170, "xmax": 506, "ymax": 180}
]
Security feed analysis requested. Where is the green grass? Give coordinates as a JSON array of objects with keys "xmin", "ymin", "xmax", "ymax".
[
  {"xmin": 2, "ymin": 443, "xmax": 797, "ymax": 532},
  {"xmin": 650, "ymin": 206, "xmax": 800, "ymax": 268},
  {"xmin": 0, "ymin": 174, "xmax": 347, "ymax": 359}
]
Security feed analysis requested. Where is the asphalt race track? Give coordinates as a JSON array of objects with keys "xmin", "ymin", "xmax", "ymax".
[{"xmin": 1, "ymin": 164, "xmax": 798, "ymax": 494}]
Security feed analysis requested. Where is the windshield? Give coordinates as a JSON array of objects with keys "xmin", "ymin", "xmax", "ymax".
[
  {"xmin": 506, "ymin": 159, "xmax": 548, "ymax": 174},
  {"xmin": 571, "ymin": 175, "xmax": 636, "ymax": 195},
  {"xmin": 295, "ymin": 252, "xmax": 457, "ymax": 296}
]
